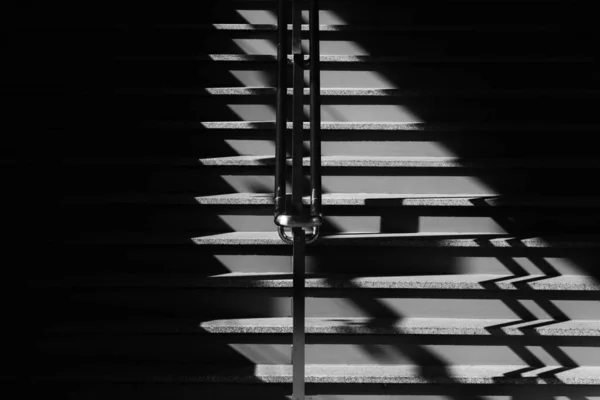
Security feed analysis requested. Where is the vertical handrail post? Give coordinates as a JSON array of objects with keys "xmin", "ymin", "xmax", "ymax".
[
  {"xmin": 310, "ymin": 0, "xmax": 321, "ymax": 217},
  {"xmin": 275, "ymin": 0, "xmax": 288, "ymax": 217},
  {"xmin": 274, "ymin": 2, "xmax": 321, "ymax": 397},
  {"xmin": 291, "ymin": 0, "xmax": 304, "ymax": 219},
  {"xmin": 274, "ymin": 0, "xmax": 322, "ymax": 244},
  {"xmin": 291, "ymin": 1, "xmax": 305, "ymax": 399},
  {"xmin": 292, "ymin": 227, "xmax": 306, "ymax": 400}
]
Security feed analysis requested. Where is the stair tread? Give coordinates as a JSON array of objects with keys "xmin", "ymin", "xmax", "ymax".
[
  {"xmin": 20, "ymin": 23, "xmax": 568, "ymax": 32},
  {"xmin": 44, "ymin": 317, "xmax": 600, "ymax": 336},
  {"xmin": 202, "ymin": 317, "xmax": 600, "ymax": 336},
  {"xmin": 32, "ymin": 364, "xmax": 600, "ymax": 384},
  {"xmin": 53, "ymin": 156, "xmax": 600, "ymax": 168},
  {"xmin": 138, "ymin": 54, "xmax": 595, "ymax": 64},
  {"xmin": 30, "ymin": 273, "xmax": 600, "ymax": 291},
  {"xmin": 58, "ymin": 193, "xmax": 600, "ymax": 207},
  {"xmin": 201, "ymin": 23, "xmax": 568, "ymax": 32},
  {"xmin": 119, "ymin": 87, "xmax": 600, "ymax": 97},
  {"xmin": 198, "ymin": 120, "xmax": 600, "ymax": 131},
  {"xmin": 192, "ymin": 232, "xmax": 600, "ymax": 248},
  {"xmin": 196, "ymin": 193, "xmax": 600, "ymax": 207},
  {"xmin": 199, "ymin": 155, "xmax": 600, "ymax": 168},
  {"xmin": 56, "ymin": 231, "xmax": 600, "ymax": 246},
  {"xmin": 191, "ymin": 272, "xmax": 600, "ymax": 291}
]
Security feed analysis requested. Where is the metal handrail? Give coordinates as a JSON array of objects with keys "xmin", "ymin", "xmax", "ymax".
[
  {"xmin": 274, "ymin": 0, "xmax": 288, "ymax": 219},
  {"xmin": 274, "ymin": 1, "xmax": 321, "ymax": 399},
  {"xmin": 274, "ymin": 0, "xmax": 323, "ymax": 245},
  {"xmin": 310, "ymin": 0, "xmax": 322, "ymax": 219}
]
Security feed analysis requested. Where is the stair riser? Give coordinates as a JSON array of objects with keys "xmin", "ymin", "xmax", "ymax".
[
  {"xmin": 180, "ymin": 1, "xmax": 581, "ymax": 25},
  {"xmin": 219, "ymin": 138, "xmax": 600, "ymax": 159},
  {"xmin": 22, "ymin": 384, "xmax": 600, "ymax": 400},
  {"xmin": 211, "ymin": 254, "xmax": 598, "ymax": 276},
  {"xmin": 40, "ymin": 31, "xmax": 587, "ymax": 57},
  {"xmin": 56, "ymin": 208, "xmax": 600, "ymax": 234},
  {"xmin": 109, "ymin": 64, "xmax": 600, "ymax": 89},
  {"xmin": 114, "ymin": 97, "xmax": 600, "ymax": 122},
  {"xmin": 45, "ymin": 240, "xmax": 600, "ymax": 265},
  {"xmin": 32, "ymin": 250, "xmax": 595, "ymax": 276},
  {"xmin": 40, "ymin": 292, "xmax": 600, "ymax": 320},
  {"xmin": 45, "ymin": 168, "xmax": 600, "ymax": 196},
  {"xmin": 212, "ymin": 173, "xmax": 600, "ymax": 196},
  {"xmin": 22, "ymin": 26, "xmax": 589, "ymax": 55},
  {"xmin": 183, "ymin": 35, "xmax": 591, "ymax": 58},
  {"xmin": 41, "ymin": 132, "xmax": 600, "ymax": 158},
  {"xmin": 34, "ymin": 338, "xmax": 600, "ymax": 366}
]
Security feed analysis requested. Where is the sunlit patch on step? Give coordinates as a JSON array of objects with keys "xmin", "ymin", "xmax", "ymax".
[
  {"xmin": 228, "ymin": 344, "xmax": 290, "ymax": 364},
  {"xmin": 236, "ymin": 10, "xmax": 277, "ymax": 25},
  {"xmin": 214, "ymin": 255, "xmax": 292, "ymax": 273},
  {"xmin": 302, "ymin": 344, "xmax": 600, "ymax": 367},
  {"xmin": 224, "ymin": 140, "xmax": 277, "ymax": 156},
  {"xmin": 229, "ymin": 69, "xmax": 276, "ymax": 87},
  {"xmin": 315, "ymin": 9, "xmax": 351, "ymax": 25},
  {"xmin": 221, "ymin": 175, "xmax": 495, "ymax": 195},
  {"xmin": 302, "ymin": 39, "xmax": 368, "ymax": 56},
  {"xmin": 224, "ymin": 140, "xmax": 455, "ymax": 157},
  {"xmin": 213, "ymin": 214, "xmax": 508, "ymax": 234},
  {"xmin": 212, "ymin": 255, "xmax": 598, "ymax": 276},
  {"xmin": 221, "ymin": 140, "xmax": 411, "ymax": 157},
  {"xmin": 319, "ymin": 70, "xmax": 395, "ymax": 88},
  {"xmin": 305, "ymin": 298, "xmax": 600, "ymax": 320},
  {"xmin": 207, "ymin": 343, "xmax": 600, "ymax": 367},
  {"xmin": 231, "ymin": 38, "xmax": 277, "ymax": 55},
  {"xmin": 318, "ymin": 105, "xmax": 423, "ymax": 123},
  {"xmin": 225, "ymin": 104, "xmax": 424, "ymax": 123},
  {"xmin": 227, "ymin": 104, "xmax": 275, "ymax": 121}
]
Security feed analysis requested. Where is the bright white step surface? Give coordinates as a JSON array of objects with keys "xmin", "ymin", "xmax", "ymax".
[
  {"xmin": 44, "ymin": 317, "xmax": 600, "ymax": 337},
  {"xmin": 199, "ymin": 155, "xmax": 600, "ymax": 169},
  {"xmin": 32, "ymin": 273, "xmax": 600, "ymax": 291},
  {"xmin": 192, "ymin": 232, "xmax": 600, "ymax": 248}
]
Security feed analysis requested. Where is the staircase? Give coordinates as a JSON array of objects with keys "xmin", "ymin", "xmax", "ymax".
[{"xmin": 19, "ymin": 0, "xmax": 600, "ymax": 398}]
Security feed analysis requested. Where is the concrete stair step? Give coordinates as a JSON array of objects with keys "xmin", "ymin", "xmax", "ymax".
[
  {"xmin": 31, "ymin": 363, "xmax": 600, "ymax": 385},
  {"xmin": 199, "ymin": 156, "xmax": 600, "ymax": 169},
  {"xmin": 116, "ymin": 98, "xmax": 600, "ymax": 123},
  {"xmin": 33, "ymin": 288, "xmax": 600, "ymax": 320},
  {"xmin": 31, "ymin": 273, "xmax": 600, "ymax": 292},
  {"xmin": 35, "ymin": 87, "xmax": 600, "ymax": 98},
  {"xmin": 202, "ymin": 317, "xmax": 600, "ymax": 337},
  {"xmin": 112, "ymin": 29, "xmax": 590, "ymax": 57},
  {"xmin": 53, "ymin": 231, "xmax": 600, "ymax": 247},
  {"xmin": 107, "ymin": 30, "xmax": 586, "ymax": 57},
  {"xmin": 50, "ymin": 206, "xmax": 600, "ymax": 236},
  {"xmin": 49, "ymin": 169, "xmax": 600, "ymax": 197},
  {"xmin": 122, "ymin": 54, "xmax": 597, "ymax": 64},
  {"xmin": 52, "ymin": 156, "xmax": 600, "ymax": 169},
  {"xmin": 117, "ymin": 87, "xmax": 600, "ymax": 98},
  {"xmin": 177, "ymin": 273, "xmax": 600, "ymax": 292},
  {"xmin": 192, "ymin": 232, "xmax": 600, "ymax": 249},
  {"xmin": 110, "ymin": 62, "xmax": 600, "ymax": 90},
  {"xmin": 58, "ymin": 193, "xmax": 600, "ymax": 210},
  {"xmin": 196, "ymin": 193, "xmax": 600, "ymax": 208},
  {"xmin": 55, "ymin": 231, "xmax": 600, "ymax": 247},
  {"xmin": 43, "ymin": 317, "xmax": 600, "ymax": 337},
  {"xmin": 174, "ymin": 23, "xmax": 569, "ymax": 33},
  {"xmin": 194, "ymin": 121, "xmax": 600, "ymax": 132}
]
